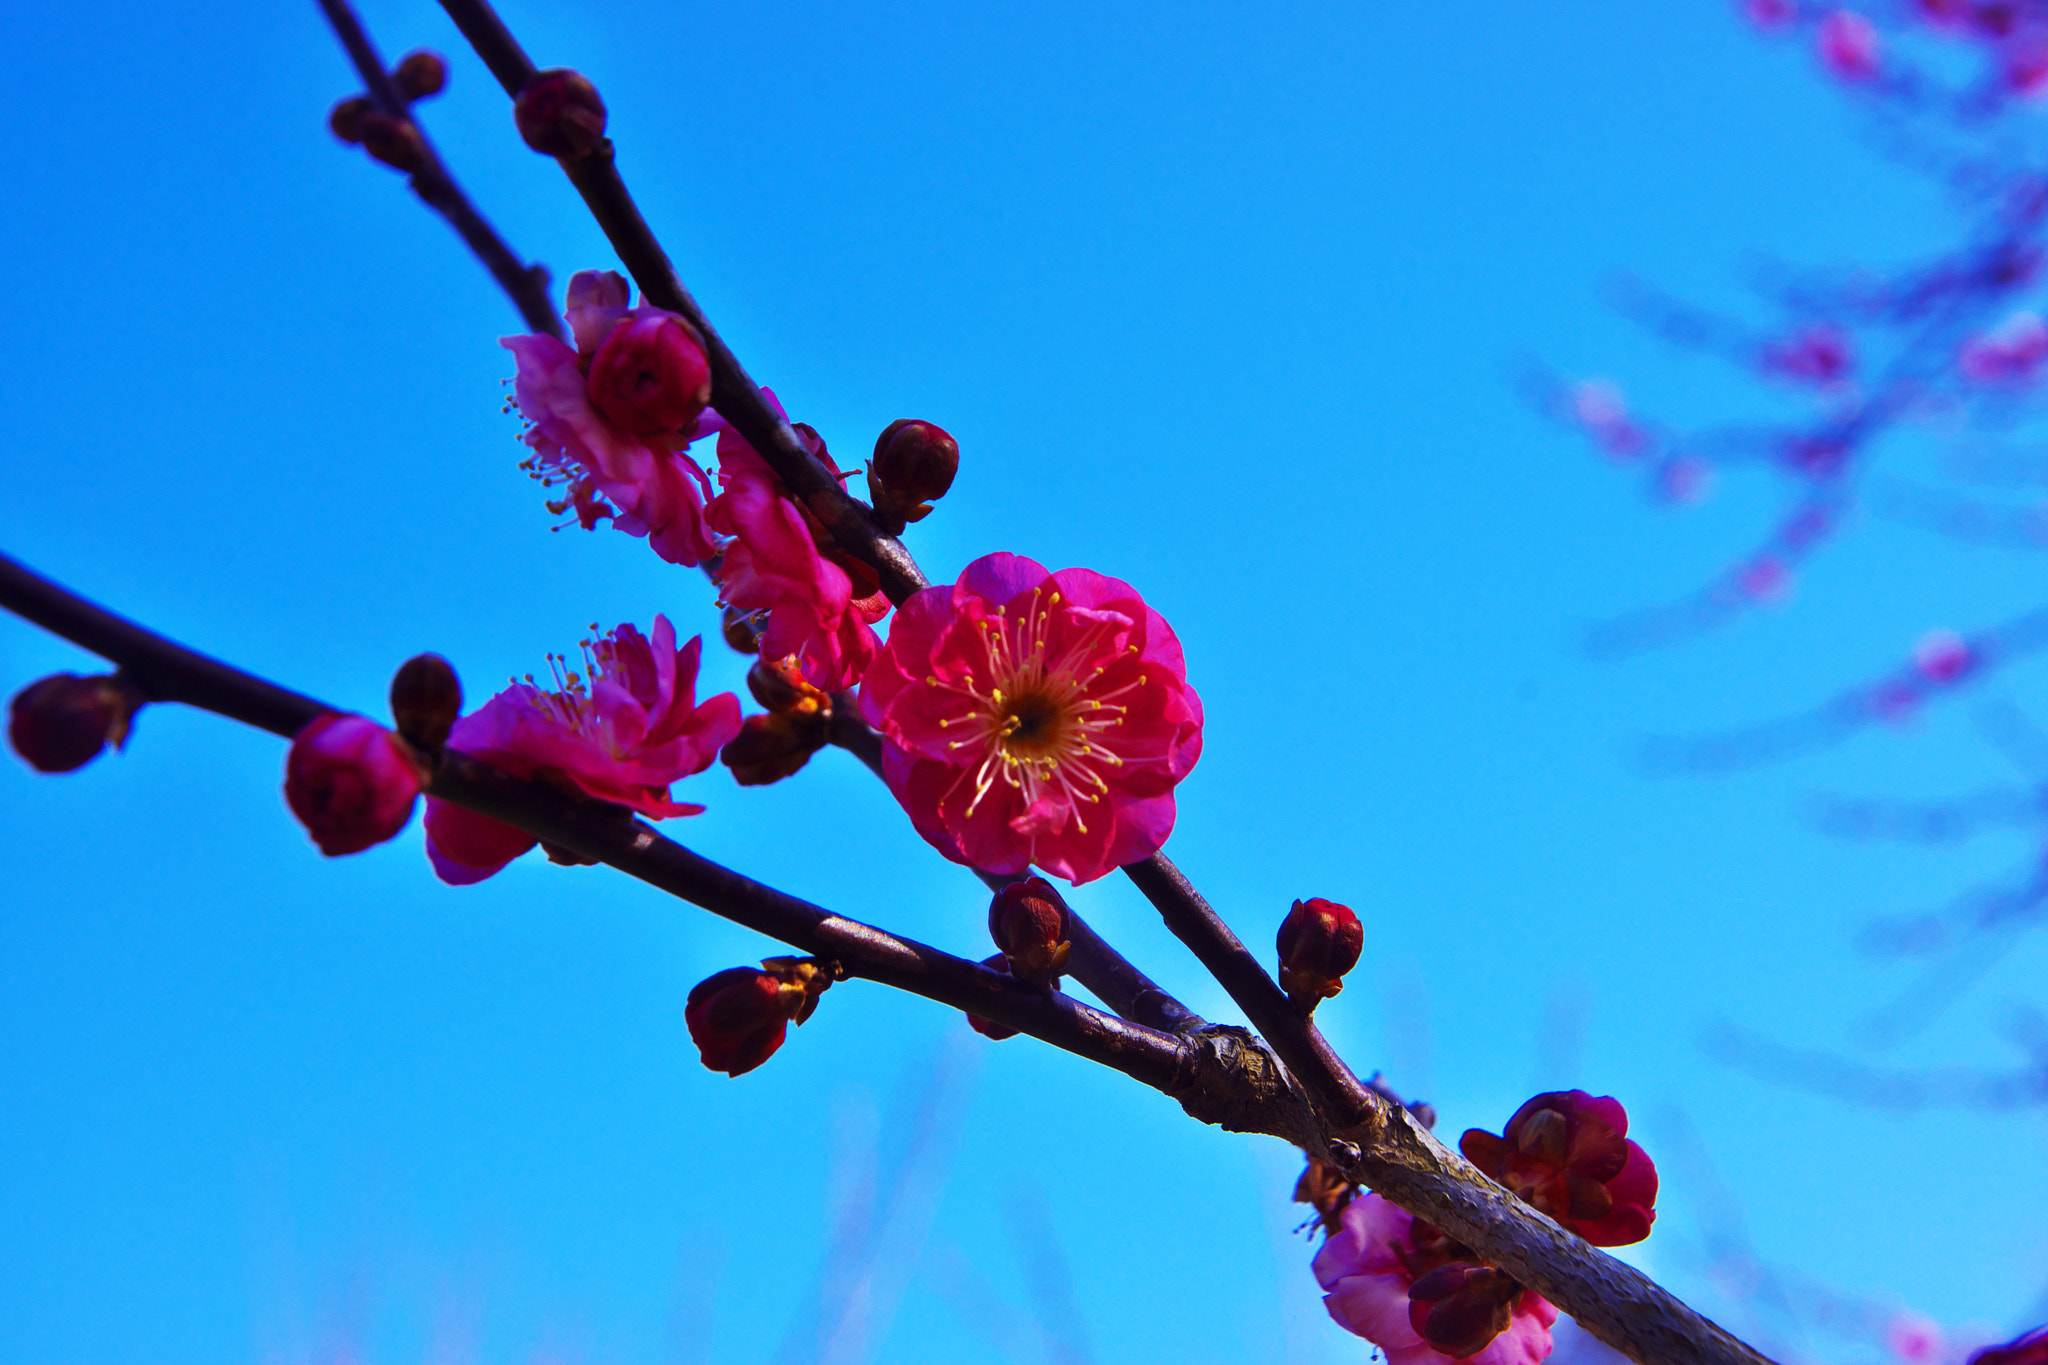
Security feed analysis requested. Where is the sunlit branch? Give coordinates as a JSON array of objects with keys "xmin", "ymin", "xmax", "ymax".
[
  {"xmin": 431, "ymin": 0, "xmax": 929, "ymax": 605},
  {"xmin": 315, "ymin": 0, "xmax": 562, "ymax": 339}
]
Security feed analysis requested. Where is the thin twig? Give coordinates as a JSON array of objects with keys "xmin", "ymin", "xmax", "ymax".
[
  {"xmin": 316, "ymin": 0, "xmax": 563, "ymax": 339},
  {"xmin": 1124, "ymin": 852, "xmax": 1379, "ymax": 1124},
  {"xmin": 432, "ymin": 0, "xmax": 928, "ymax": 604}
]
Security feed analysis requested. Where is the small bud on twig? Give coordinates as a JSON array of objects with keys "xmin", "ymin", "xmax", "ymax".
[
  {"xmin": 358, "ymin": 112, "xmax": 427, "ymax": 173},
  {"xmin": 966, "ymin": 953, "xmax": 1022, "ymax": 1039},
  {"xmin": 988, "ymin": 876, "xmax": 1071, "ymax": 988},
  {"xmin": 746, "ymin": 656, "xmax": 829, "ymax": 715},
  {"xmin": 7, "ymin": 672, "xmax": 145, "ymax": 773},
  {"xmin": 328, "ymin": 95, "xmax": 373, "ymax": 144},
  {"xmin": 515, "ymin": 69, "xmax": 608, "ymax": 159},
  {"xmin": 684, "ymin": 956, "xmax": 832, "ymax": 1076},
  {"xmin": 393, "ymin": 49, "xmax": 447, "ymax": 101},
  {"xmin": 389, "ymin": 653, "xmax": 462, "ymax": 751},
  {"xmin": 1276, "ymin": 896, "xmax": 1362, "ymax": 1012},
  {"xmin": 867, "ymin": 419, "xmax": 959, "ymax": 533},
  {"xmin": 720, "ymin": 710, "xmax": 830, "ymax": 786}
]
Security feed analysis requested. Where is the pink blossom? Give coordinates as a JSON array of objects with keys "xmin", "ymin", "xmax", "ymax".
[
  {"xmin": 859, "ymin": 553, "xmax": 1203, "ymax": 884},
  {"xmin": 1743, "ymin": 0, "xmax": 1798, "ymax": 29},
  {"xmin": 705, "ymin": 392, "xmax": 889, "ymax": 692},
  {"xmin": 1890, "ymin": 1314, "xmax": 1948, "ymax": 1365},
  {"xmin": 1913, "ymin": 628, "xmax": 1975, "ymax": 683},
  {"xmin": 1958, "ymin": 312, "xmax": 2048, "ymax": 383},
  {"xmin": 1819, "ymin": 10, "xmax": 1882, "ymax": 82},
  {"xmin": 1738, "ymin": 556, "xmax": 1793, "ymax": 602},
  {"xmin": 503, "ymin": 270, "xmax": 719, "ymax": 566},
  {"xmin": 284, "ymin": 714, "xmax": 421, "ymax": 857},
  {"xmin": 2004, "ymin": 38, "xmax": 2048, "ymax": 99},
  {"xmin": 1570, "ymin": 381, "xmax": 1649, "ymax": 459},
  {"xmin": 1762, "ymin": 324, "xmax": 1854, "ymax": 385},
  {"xmin": 1313, "ymin": 1195, "xmax": 1557, "ymax": 1365},
  {"xmin": 424, "ymin": 617, "xmax": 741, "ymax": 884}
]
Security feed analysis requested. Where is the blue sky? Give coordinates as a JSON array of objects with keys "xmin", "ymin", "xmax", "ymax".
[{"xmin": 2, "ymin": 2, "xmax": 2044, "ymax": 1362}]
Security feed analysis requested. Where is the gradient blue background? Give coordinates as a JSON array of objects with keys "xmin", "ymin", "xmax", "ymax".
[{"xmin": 2, "ymin": 2, "xmax": 2043, "ymax": 1362}]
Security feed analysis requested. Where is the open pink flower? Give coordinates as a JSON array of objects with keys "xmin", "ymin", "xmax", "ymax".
[
  {"xmin": 705, "ymin": 391, "xmax": 889, "ymax": 691},
  {"xmin": 1460, "ymin": 1091, "xmax": 1658, "ymax": 1248},
  {"xmin": 1313, "ymin": 1194, "xmax": 1557, "ymax": 1365},
  {"xmin": 503, "ymin": 270, "xmax": 719, "ymax": 566},
  {"xmin": 424, "ymin": 617, "xmax": 741, "ymax": 884},
  {"xmin": 859, "ymin": 553, "xmax": 1203, "ymax": 884}
]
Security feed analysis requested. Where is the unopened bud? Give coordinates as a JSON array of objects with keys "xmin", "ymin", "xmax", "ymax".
[
  {"xmin": 393, "ymin": 49, "xmax": 447, "ymax": 101},
  {"xmin": 328, "ymin": 95, "xmax": 372, "ymax": 144},
  {"xmin": 284, "ymin": 714, "xmax": 422, "ymax": 857},
  {"xmin": 8, "ymin": 673, "xmax": 144, "ymax": 774},
  {"xmin": 358, "ymin": 112, "xmax": 426, "ymax": 173},
  {"xmin": 988, "ymin": 875, "xmax": 1070, "ymax": 988},
  {"xmin": 389, "ymin": 653, "xmax": 462, "ymax": 750},
  {"xmin": 1408, "ymin": 1263, "xmax": 1521, "ymax": 1359},
  {"xmin": 867, "ymin": 419, "xmax": 959, "ymax": 532},
  {"xmin": 746, "ymin": 656, "xmax": 828, "ymax": 715},
  {"xmin": 684, "ymin": 956, "xmax": 831, "ymax": 1077},
  {"xmin": 586, "ymin": 309, "xmax": 712, "ymax": 435},
  {"xmin": 966, "ymin": 954, "xmax": 1020, "ymax": 1040},
  {"xmin": 515, "ymin": 68, "xmax": 607, "ymax": 159},
  {"xmin": 721, "ymin": 711, "xmax": 829, "ymax": 786},
  {"xmin": 722, "ymin": 605, "xmax": 767, "ymax": 654},
  {"xmin": 1276, "ymin": 896, "xmax": 1363, "ymax": 1012}
]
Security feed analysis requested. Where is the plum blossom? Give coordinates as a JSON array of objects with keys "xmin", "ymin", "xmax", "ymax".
[
  {"xmin": 705, "ymin": 391, "xmax": 890, "ymax": 691},
  {"xmin": 1459, "ymin": 1091, "xmax": 1658, "ymax": 1248},
  {"xmin": 1313, "ymin": 1194, "xmax": 1557, "ymax": 1365},
  {"xmin": 860, "ymin": 553, "xmax": 1202, "ymax": 884},
  {"xmin": 1819, "ymin": 11, "xmax": 1882, "ymax": 82},
  {"xmin": 503, "ymin": 270, "xmax": 719, "ymax": 566},
  {"xmin": 284, "ymin": 714, "xmax": 422, "ymax": 857},
  {"xmin": 1958, "ymin": 311, "xmax": 2048, "ymax": 383},
  {"xmin": 424, "ymin": 617, "xmax": 740, "ymax": 884}
]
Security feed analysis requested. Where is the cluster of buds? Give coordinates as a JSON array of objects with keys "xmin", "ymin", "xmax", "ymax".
[
  {"xmin": 514, "ymin": 68, "xmax": 607, "ymax": 159},
  {"xmin": 720, "ymin": 657, "xmax": 833, "ymax": 785},
  {"xmin": 1276, "ymin": 896, "xmax": 1363, "ymax": 1012},
  {"xmin": 684, "ymin": 956, "xmax": 834, "ymax": 1076},
  {"xmin": 1459, "ymin": 1090, "xmax": 1658, "ymax": 1247},
  {"xmin": 8, "ymin": 672, "xmax": 147, "ymax": 774},
  {"xmin": 866, "ymin": 419, "xmax": 959, "ymax": 534},
  {"xmin": 327, "ymin": 49, "xmax": 446, "ymax": 174}
]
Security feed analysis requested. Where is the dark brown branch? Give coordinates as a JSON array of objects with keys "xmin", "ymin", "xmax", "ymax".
[
  {"xmin": 1124, "ymin": 851, "xmax": 1379, "ymax": 1124},
  {"xmin": 0, "ymin": 551, "xmax": 1778, "ymax": 1365},
  {"xmin": 0, "ymin": 553, "xmax": 332, "ymax": 738},
  {"xmin": 317, "ymin": 0, "xmax": 563, "ymax": 340},
  {"xmin": 433, "ymin": 0, "xmax": 929, "ymax": 605}
]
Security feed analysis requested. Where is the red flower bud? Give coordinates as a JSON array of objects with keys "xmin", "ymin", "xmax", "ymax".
[
  {"xmin": 1460, "ymin": 1090, "xmax": 1658, "ymax": 1247},
  {"xmin": 389, "ymin": 653, "xmax": 462, "ymax": 751},
  {"xmin": 684, "ymin": 957, "xmax": 832, "ymax": 1076},
  {"xmin": 1276, "ymin": 897, "xmax": 1363, "ymax": 1011},
  {"xmin": 514, "ymin": 68, "xmax": 608, "ymax": 159},
  {"xmin": 358, "ymin": 112, "xmax": 426, "ymax": 173},
  {"xmin": 328, "ymin": 95, "xmax": 372, "ymax": 144},
  {"xmin": 746, "ymin": 656, "xmax": 830, "ymax": 715},
  {"xmin": 393, "ymin": 49, "xmax": 447, "ymax": 101},
  {"xmin": 586, "ymin": 309, "xmax": 713, "ymax": 436},
  {"xmin": 283, "ymin": 714, "xmax": 422, "ymax": 857},
  {"xmin": 1971, "ymin": 1329, "xmax": 2048, "ymax": 1365},
  {"xmin": 720, "ymin": 710, "xmax": 830, "ymax": 786},
  {"xmin": 966, "ymin": 954, "xmax": 1021, "ymax": 1040},
  {"xmin": 987, "ymin": 876, "xmax": 1071, "ymax": 988},
  {"xmin": 8, "ymin": 673, "xmax": 144, "ymax": 773},
  {"xmin": 867, "ymin": 419, "xmax": 960, "ymax": 531},
  {"xmin": 1407, "ymin": 1262, "xmax": 1523, "ymax": 1359}
]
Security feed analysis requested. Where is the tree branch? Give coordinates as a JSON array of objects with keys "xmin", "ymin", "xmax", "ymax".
[
  {"xmin": 432, "ymin": 0, "xmax": 930, "ymax": 604},
  {"xmin": 316, "ymin": 0, "xmax": 563, "ymax": 339},
  {"xmin": 0, "ymin": 550, "xmax": 1779, "ymax": 1365}
]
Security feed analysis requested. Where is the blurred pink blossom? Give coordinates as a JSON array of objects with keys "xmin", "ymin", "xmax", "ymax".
[
  {"xmin": 1819, "ymin": 10, "xmax": 1883, "ymax": 82},
  {"xmin": 1958, "ymin": 312, "xmax": 2048, "ymax": 383}
]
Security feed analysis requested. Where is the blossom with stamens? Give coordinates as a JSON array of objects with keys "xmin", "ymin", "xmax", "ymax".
[
  {"xmin": 424, "ymin": 616, "xmax": 740, "ymax": 884},
  {"xmin": 502, "ymin": 269, "xmax": 719, "ymax": 566},
  {"xmin": 1313, "ymin": 1193, "xmax": 1557, "ymax": 1365},
  {"xmin": 859, "ymin": 552, "xmax": 1202, "ymax": 884},
  {"xmin": 705, "ymin": 390, "xmax": 889, "ymax": 691}
]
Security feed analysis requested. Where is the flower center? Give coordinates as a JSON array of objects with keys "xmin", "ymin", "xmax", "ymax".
[{"xmin": 999, "ymin": 687, "xmax": 1068, "ymax": 757}]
